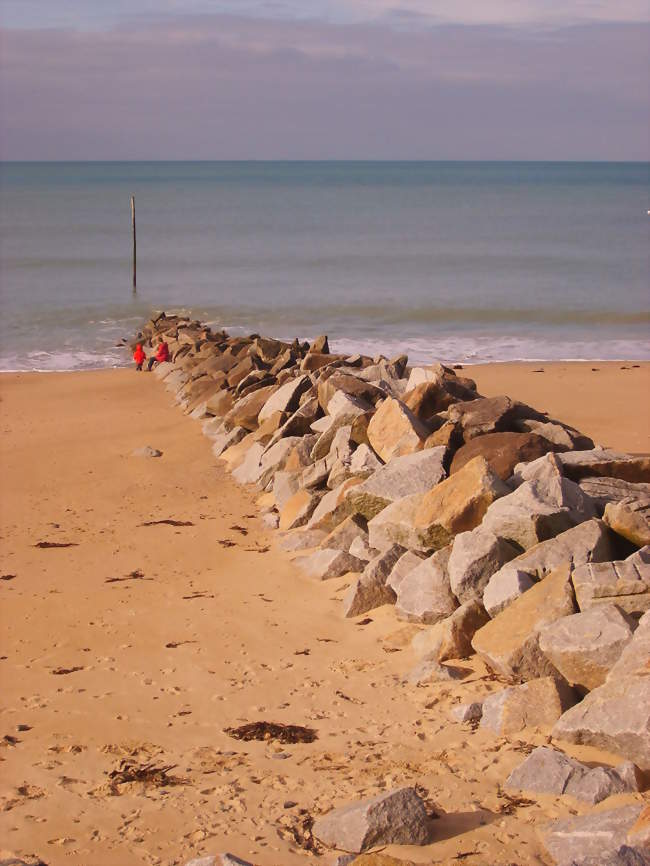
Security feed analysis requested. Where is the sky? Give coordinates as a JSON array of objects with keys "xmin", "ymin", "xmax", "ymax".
[{"xmin": 1, "ymin": 1, "xmax": 649, "ymax": 160}]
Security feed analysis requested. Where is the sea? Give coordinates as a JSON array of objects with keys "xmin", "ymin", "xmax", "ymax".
[{"xmin": 0, "ymin": 161, "xmax": 648, "ymax": 371}]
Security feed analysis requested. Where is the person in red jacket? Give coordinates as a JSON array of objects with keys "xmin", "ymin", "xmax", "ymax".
[
  {"xmin": 147, "ymin": 337, "xmax": 169, "ymax": 371},
  {"xmin": 133, "ymin": 343, "xmax": 146, "ymax": 371}
]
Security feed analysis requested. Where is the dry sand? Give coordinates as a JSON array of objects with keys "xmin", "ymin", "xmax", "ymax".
[{"xmin": 0, "ymin": 364, "xmax": 647, "ymax": 866}]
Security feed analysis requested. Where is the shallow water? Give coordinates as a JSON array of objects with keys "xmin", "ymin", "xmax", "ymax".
[{"xmin": 1, "ymin": 161, "xmax": 648, "ymax": 369}]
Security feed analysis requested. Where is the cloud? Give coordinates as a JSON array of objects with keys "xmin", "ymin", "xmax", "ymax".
[{"xmin": 1, "ymin": 14, "xmax": 648, "ymax": 159}]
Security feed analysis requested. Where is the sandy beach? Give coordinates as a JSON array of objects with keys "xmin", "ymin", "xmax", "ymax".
[{"xmin": 0, "ymin": 362, "xmax": 648, "ymax": 866}]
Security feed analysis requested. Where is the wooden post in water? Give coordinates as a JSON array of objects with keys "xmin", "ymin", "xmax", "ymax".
[{"xmin": 130, "ymin": 194, "xmax": 137, "ymax": 292}]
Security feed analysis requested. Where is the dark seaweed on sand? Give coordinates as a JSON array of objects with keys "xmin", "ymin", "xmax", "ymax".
[{"xmin": 225, "ymin": 721, "xmax": 317, "ymax": 744}]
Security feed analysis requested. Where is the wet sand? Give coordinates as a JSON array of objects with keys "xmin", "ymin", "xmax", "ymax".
[{"xmin": 0, "ymin": 364, "xmax": 646, "ymax": 866}]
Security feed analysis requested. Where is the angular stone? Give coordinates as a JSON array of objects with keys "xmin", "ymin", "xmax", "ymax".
[
  {"xmin": 572, "ymin": 547, "xmax": 650, "ymax": 616},
  {"xmin": 294, "ymin": 548, "xmax": 366, "ymax": 582},
  {"xmin": 402, "ymin": 381, "xmax": 458, "ymax": 422},
  {"xmin": 539, "ymin": 805, "xmax": 645, "ymax": 866},
  {"xmin": 279, "ymin": 488, "xmax": 322, "ymax": 531},
  {"xmin": 580, "ymin": 478, "xmax": 650, "ymax": 509},
  {"xmin": 342, "ymin": 544, "xmax": 405, "ymax": 617},
  {"xmin": 311, "ymin": 413, "xmax": 361, "ymax": 462},
  {"xmin": 605, "ymin": 497, "xmax": 650, "ymax": 547},
  {"xmin": 483, "ymin": 570, "xmax": 536, "ymax": 618},
  {"xmin": 448, "ymin": 526, "xmax": 521, "ymax": 604},
  {"xmin": 406, "ymin": 658, "xmax": 467, "ymax": 685},
  {"xmin": 367, "ymin": 492, "xmax": 426, "ymax": 553},
  {"xmin": 483, "ymin": 518, "xmax": 615, "ymax": 617},
  {"xmin": 274, "ymin": 396, "xmax": 321, "ymax": 440},
  {"xmin": 395, "ymin": 547, "xmax": 457, "ymax": 624},
  {"xmin": 387, "ymin": 550, "xmax": 426, "ymax": 594},
  {"xmin": 518, "ymin": 417, "xmax": 594, "ymax": 451},
  {"xmin": 322, "ymin": 514, "xmax": 368, "ymax": 553},
  {"xmin": 185, "ymin": 854, "xmax": 254, "ymax": 866},
  {"xmin": 506, "ymin": 746, "xmax": 642, "ymax": 805},
  {"xmin": 553, "ymin": 613, "xmax": 650, "ymax": 770},
  {"xmin": 480, "ymin": 676, "xmax": 576, "ymax": 735},
  {"xmin": 312, "ymin": 787, "xmax": 429, "ymax": 853},
  {"xmin": 258, "ymin": 375, "xmax": 311, "ymax": 424},
  {"xmin": 411, "ymin": 600, "xmax": 489, "ymax": 661},
  {"xmin": 539, "ymin": 605, "xmax": 635, "ymax": 693},
  {"xmin": 472, "ymin": 564, "xmax": 577, "ymax": 681},
  {"xmin": 327, "ymin": 390, "xmax": 373, "ymax": 419},
  {"xmin": 411, "ymin": 457, "xmax": 510, "ymax": 551},
  {"xmin": 451, "ymin": 702, "xmax": 483, "ymax": 723},
  {"xmin": 349, "ymin": 444, "xmax": 383, "ymax": 479},
  {"xmin": 301, "ymin": 456, "xmax": 332, "ymax": 490},
  {"xmin": 366, "ymin": 397, "xmax": 430, "ymax": 463},
  {"xmin": 349, "ymin": 535, "xmax": 377, "ymax": 562},
  {"xmin": 446, "ymin": 395, "xmax": 543, "ymax": 442},
  {"xmin": 276, "ymin": 528, "xmax": 326, "ymax": 552},
  {"xmin": 231, "ymin": 442, "xmax": 266, "ymax": 485},
  {"xmin": 520, "ymin": 448, "xmax": 650, "ymax": 486},
  {"xmin": 307, "ymin": 477, "xmax": 365, "ymax": 532},
  {"xmin": 318, "ymin": 373, "xmax": 384, "ymax": 413},
  {"xmin": 205, "ymin": 388, "xmax": 234, "ymax": 418},
  {"xmin": 345, "ymin": 448, "xmax": 447, "ymax": 521},
  {"xmin": 481, "ymin": 476, "xmax": 598, "ymax": 550},
  {"xmin": 272, "ymin": 471, "xmax": 300, "ymax": 510},
  {"xmin": 450, "ymin": 431, "xmax": 560, "ymax": 481},
  {"xmin": 257, "ymin": 436, "xmax": 303, "ymax": 488}
]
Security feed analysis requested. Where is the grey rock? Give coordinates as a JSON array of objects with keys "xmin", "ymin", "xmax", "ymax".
[
  {"xmin": 539, "ymin": 805, "xmax": 645, "ymax": 866},
  {"xmin": 481, "ymin": 476, "xmax": 598, "ymax": 550},
  {"xmin": 184, "ymin": 855, "xmax": 254, "ymax": 866},
  {"xmin": 395, "ymin": 546, "xmax": 457, "ymax": 624},
  {"xmin": 211, "ymin": 426, "xmax": 247, "ymax": 458},
  {"xmin": 322, "ymin": 514, "xmax": 368, "ymax": 553},
  {"xmin": 483, "ymin": 519, "xmax": 615, "ymax": 616},
  {"xmin": 553, "ymin": 615, "xmax": 650, "ymax": 770},
  {"xmin": 295, "ymin": 548, "xmax": 366, "ymax": 582},
  {"xmin": 231, "ymin": 442, "xmax": 266, "ymax": 485},
  {"xmin": 480, "ymin": 676, "xmax": 576, "ymax": 735},
  {"xmin": 312, "ymin": 786, "xmax": 430, "ymax": 853},
  {"xmin": 539, "ymin": 604, "xmax": 636, "ymax": 692},
  {"xmin": 348, "ymin": 535, "xmax": 376, "ymax": 562},
  {"xmin": 448, "ymin": 526, "xmax": 521, "ymax": 604},
  {"xmin": 483, "ymin": 570, "xmax": 536, "ymax": 618},
  {"xmin": 387, "ymin": 550, "xmax": 427, "ymax": 594},
  {"xmin": 276, "ymin": 528, "xmax": 326, "ymax": 552},
  {"xmin": 349, "ymin": 443, "xmax": 383, "ymax": 478},
  {"xmin": 406, "ymin": 658, "xmax": 467, "ymax": 685},
  {"xmin": 580, "ymin": 477, "xmax": 650, "ymax": 509},
  {"xmin": 516, "ymin": 447, "xmax": 650, "ymax": 485},
  {"xmin": 452, "ymin": 701, "xmax": 483, "ymax": 723},
  {"xmin": 311, "ymin": 413, "xmax": 362, "ymax": 461},
  {"xmin": 327, "ymin": 389, "xmax": 372, "ymax": 419},
  {"xmin": 132, "ymin": 445, "xmax": 162, "ymax": 458},
  {"xmin": 258, "ymin": 375, "xmax": 311, "ymax": 423},
  {"xmin": 505, "ymin": 746, "xmax": 642, "ymax": 804},
  {"xmin": 301, "ymin": 456, "xmax": 332, "ymax": 490},
  {"xmin": 262, "ymin": 512, "xmax": 279, "ymax": 529},
  {"xmin": 344, "ymin": 448, "xmax": 447, "ymax": 520},
  {"xmin": 342, "ymin": 544, "xmax": 405, "ymax": 617},
  {"xmin": 257, "ymin": 436, "xmax": 303, "ymax": 487},
  {"xmin": 272, "ymin": 471, "xmax": 300, "ymax": 510},
  {"xmin": 202, "ymin": 416, "xmax": 226, "ymax": 440},
  {"xmin": 572, "ymin": 546, "xmax": 650, "ymax": 616},
  {"xmin": 366, "ymin": 491, "xmax": 425, "ymax": 552}
]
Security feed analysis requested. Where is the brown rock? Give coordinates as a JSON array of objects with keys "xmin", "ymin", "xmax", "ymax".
[
  {"xmin": 226, "ymin": 355, "xmax": 256, "ymax": 389},
  {"xmin": 205, "ymin": 388, "xmax": 234, "ymax": 418},
  {"xmin": 450, "ymin": 431, "xmax": 561, "ymax": 480},
  {"xmin": 423, "ymin": 421, "xmax": 463, "ymax": 452},
  {"xmin": 318, "ymin": 373, "xmax": 384, "ymax": 413},
  {"xmin": 300, "ymin": 352, "xmax": 345, "ymax": 372},
  {"xmin": 366, "ymin": 397, "xmax": 430, "ymax": 462},
  {"xmin": 403, "ymin": 381, "xmax": 457, "ymax": 422},
  {"xmin": 446, "ymin": 395, "xmax": 543, "ymax": 442},
  {"xmin": 223, "ymin": 385, "xmax": 277, "ymax": 431},
  {"xmin": 604, "ymin": 496, "xmax": 650, "ymax": 547},
  {"xmin": 412, "ymin": 456, "xmax": 510, "ymax": 550},
  {"xmin": 411, "ymin": 600, "xmax": 490, "ymax": 661},
  {"xmin": 471, "ymin": 564, "xmax": 577, "ymax": 681},
  {"xmin": 279, "ymin": 489, "xmax": 322, "ymax": 531}
]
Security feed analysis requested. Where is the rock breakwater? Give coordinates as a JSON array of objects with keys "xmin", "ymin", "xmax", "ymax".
[{"xmin": 133, "ymin": 312, "xmax": 650, "ymax": 866}]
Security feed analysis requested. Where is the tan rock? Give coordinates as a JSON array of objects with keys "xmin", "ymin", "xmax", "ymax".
[
  {"xmin": 366, "ymin": 397, "xmax": 430, "ymax": 462},
  {"xmin": 450, "ymin": 431, "xmax": 560, "ymax": 481},
  {"xmin": 224, "ymin": 385, "xmax": 277, "ymax": 431},
  {"xmin": 411, "ymin": 600, "xmax": 489, "ymax": 661},
  {"xmin": 471, "ymin": 564, "xmax": 577, "ymax": 681},
  {"xmin": 423, "ymin": 420, "xmax": 462, "ymax": 451},
  {"xmin": 279, "ymin": 488, "xmax": 322, "ymax": 531},
  {"xmin": 572, "ymin": 547, "xmax": 650, "ymax": 616},
  {"xmin": 604, "ymin": 496, "xmax": 650, "ymax": 547},
  {"xmin": 412, "ymin": 456, "xmax": 510, "ymax": 551},
  {"xmin": 205, "ymin": 388, "xmax": 233, "ymax": 418},
  {"xmin": 480, "ymin": 676, "xmax": 576, "ymax": 735}
]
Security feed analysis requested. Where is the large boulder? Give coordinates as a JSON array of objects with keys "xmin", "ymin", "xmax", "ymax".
[
  {"xmin": 471, "ymin": 564, "xmax": 577, "ymax": 681},
  {"xmin": 553, "ymin": 612, "xmax": 650, "ymax": 770},
  {"xmin": 539, "ymin": 805, "xmax": 645, "ymax": 866},
  {"xmin": 411, "ymin": 600, "xmax": 489, "ymax": 661},
  {"xmin": 343, "ymin": 544, "xmax": 406, "ymax": 617},
  {"xmin": 278, "ymin": 488, "xmax": 322, "ymax": 531},
  {"xmin": 450, "ymin": 431, "xmax": 561, "ymax": 480},
  {"xmin": 394, "ymin": 547, "xmax": 457, "ymax": 624},
  {"xmin": 604, "ymin": 496, "xmax": 650, "ymax": 547},
  {"xmin": 505, "ymin": 746, "xmax": 641, "ymax": 804},
  {"xmin": 322, "ymin": 514, "xmax": 369, "ymax": 553},
  {"xmin": 294, "ymin": 548, "xmax": 366, "ymax": 582},
  {"xmin": 211, "ymin": 426, "xmax": 248, "ymax": 459},
  {"xmin": 517, "ymin": 448, "xmax": 650, "ymax": 485},
  {"xmin": 538, "ymin": 605, "xmax": 636, "ymax": 692},
  {"xmin": 448, "ymin": 526, "xmax": 521, "ymax": 604},
  {"xmin": 572, "ymin": 547, "xmax": 650, "ymax": 616},
  {"xmin": 446, "ymin": 395, "xmax": 544, "ymax": 442},
  {"xmin": 387, "ymin": 550, "xmax": 427, "ymax": 594},
  {"xmin": 317, "ymin": 373, "xmax": 384, "ymax": 413},
  {"xmin": 410, "ymin": 457, "xmax": 510, "ymax": 551},
  {"xmin": 312, "ymin": 787, "xmax": 429, "ymax": 853},
  {"xmin": 480, "ymin": 676, "xmax": 576, "ymax": 735},
  {"xmin": 366, "ymin": 397, "xmax": 430, "ymax": 462},
  {"xmin": 307, "ymin": 477, "xmax": 365, "ymax": 532},
  {"xmin": 482, "ymin": 519, "xmax": 615, "ymax": 617},
  {"xmin": 258, "ymin": 375, "xmax": 312, "ymax": 424},
  {"xmin": 481, "ymin": 475, "xmax": 598, "ymax": 550},
  {"xmin": 579, "ymin": 477, "xmax": 650, "ymax": 509},
  {"xmin": 344, "ymin": 448, "xmax": 447, "ymax": 520}
]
